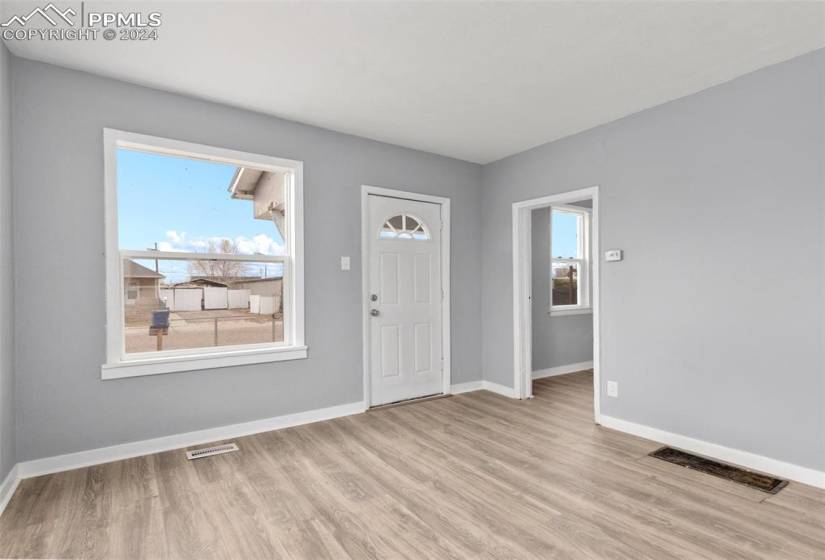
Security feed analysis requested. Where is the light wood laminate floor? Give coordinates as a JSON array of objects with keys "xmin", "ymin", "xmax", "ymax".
[{"xmin": 1, "ymin": 371, "xmax": 824, "ymax": 559}]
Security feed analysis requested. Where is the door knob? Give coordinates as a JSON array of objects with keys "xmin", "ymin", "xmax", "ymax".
[{"xmin": 370, "ymin": 309, "xmax": 380, "ymax": 317}]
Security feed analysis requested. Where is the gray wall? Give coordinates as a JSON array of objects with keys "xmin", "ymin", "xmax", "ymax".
[
  {"xmin": 7, "ymin": 48, "xmax": 825, "ymax": 475},
  {"xmin": 483, "ymin": 49, "xmax": 825, "ymax": 470},
  {"xmin": 531, "ymin": 207, "xmax": 593, "ymax": 371},
  {"xmin": 11, "ymin": 58, "xmax": 482, "ymax": 462},
  {"xmin": 0, "ymin": 44, "xmax": 15, "ymax": 481}
]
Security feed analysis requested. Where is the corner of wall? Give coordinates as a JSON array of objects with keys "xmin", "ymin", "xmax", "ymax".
[{"xmin": 0, "ymin": 41, "xmax": 17, "ymax": 484}]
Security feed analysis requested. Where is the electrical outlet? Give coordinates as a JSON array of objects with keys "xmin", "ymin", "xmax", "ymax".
[
  {"xmin": 341, "ymin": 256, "xmax": 351, "ymax": 271},
  {"xmin": 607, "ymin": 381, "xmax": 619, "ymax": 398}
]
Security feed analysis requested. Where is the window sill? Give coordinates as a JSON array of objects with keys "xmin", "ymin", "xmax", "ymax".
[
  {"xmin": 101, "ymin": 345, "xmax": 308, "ymax": 380},
  {"xmin": 549, "ymin": 307, "xmax": 593, "ymax": 317}
]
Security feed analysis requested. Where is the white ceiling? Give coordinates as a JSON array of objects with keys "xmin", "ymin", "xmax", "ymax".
[{"xmin": 3, "ymin": 1, "xmax": 824, "ymax": 163}]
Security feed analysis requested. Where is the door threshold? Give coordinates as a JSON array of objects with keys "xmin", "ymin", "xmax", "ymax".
[{"xmin": 369, "ymin": 393, "xmax": 448, "ymax": 411}]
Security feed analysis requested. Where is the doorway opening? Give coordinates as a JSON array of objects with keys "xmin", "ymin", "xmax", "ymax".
[{"xmin": 512, "ymin": 186, "xmax": 600, "ymax": 420}]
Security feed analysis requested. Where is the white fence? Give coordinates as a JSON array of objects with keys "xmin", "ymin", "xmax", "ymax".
[
  {"xmin": 159, "ymin": 289, "xmax": 174, "ymax": 309},
  {"xmin": 228, "ymin": 289, "xmax": 251, "ymax": 309},
  {"xmin": 159, "ymin": 287, "xmax": 251, "ymax": 311},
  {"xmin": 249, "ymin": 294, "xmax": 280, "ymax": 315},
  {"xmin": 203, "ymin": 287, "xmax": 228, "ymax": 310},
  {"xmin": 170, "ymin": 288, "xmax": 202, "ymax": 311}
]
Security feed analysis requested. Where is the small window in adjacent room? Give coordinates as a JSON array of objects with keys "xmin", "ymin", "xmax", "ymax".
[
  {"xmin": 550, "ymin": 205, "xmax": 591, "ymax": 315},
  {"xmin": 102, "ymin": 129, "xmax": 306, "ymax": 379}
]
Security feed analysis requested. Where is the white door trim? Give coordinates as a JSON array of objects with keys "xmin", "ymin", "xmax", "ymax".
[
  {"xmin": 512, "ymin": 186, "xmax": 600, "ymax": 422},
  {"xmin": 361, "ymin": 185, "xmax": 451, "ymax": 407}
]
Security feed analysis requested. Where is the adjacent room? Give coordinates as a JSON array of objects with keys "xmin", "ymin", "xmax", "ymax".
[
  {"xmin": 0, "ymin": 1, "xmax": 823, "ymax": 558},
  {"xmin": 524, "ymin": 197, "xmax": 595, "ymax": 423},
  {"xmin": 531, "ymin": 197, "xmax": 595, "ymax": 392}
]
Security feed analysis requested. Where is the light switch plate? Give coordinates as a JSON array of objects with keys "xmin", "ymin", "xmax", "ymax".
[
  {"xmin": 341, "ymin": 256, "xmax": 351, "ymax": 271},
  {"xmin": 605, "ymin": 249, "xmax": 623, "ymax": 262},
  {"xmin": 607, "ymin": 381, "xmax": 619, "ymax": 398}
]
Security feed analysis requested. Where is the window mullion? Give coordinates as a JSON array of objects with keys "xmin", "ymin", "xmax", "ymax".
[{"xmin": 119, "ymin": 249, "xmax": 286, "ymax": 263}]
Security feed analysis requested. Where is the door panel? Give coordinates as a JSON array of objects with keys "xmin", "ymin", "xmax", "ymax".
[
  {"xmin": 368, "ymin": 195, "xmax": 442, "ymax": 406},
  {"xmin": 413, "ymin": 254, "xmax": 431, "ymax": 303},
  {"xmin": 380, "ymin": 253, "xmax": 400, "ymax": 304},
  {"xmin": 380, "ymin": 325, "xmax": 401, "ymax": 378},
  {"xmin": 413, "ymin": 323, "xmax": 432, "ymax": 374}
]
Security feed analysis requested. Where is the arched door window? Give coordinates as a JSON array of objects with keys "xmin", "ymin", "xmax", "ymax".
[{"xmin": 379, "ymin": 214, "xmax": 430, "ymax": 240}]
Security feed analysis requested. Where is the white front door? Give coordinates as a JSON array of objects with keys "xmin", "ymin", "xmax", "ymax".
[{"xmin": 367, "ymin": 194, "xmax": 443, "ymax": 406}]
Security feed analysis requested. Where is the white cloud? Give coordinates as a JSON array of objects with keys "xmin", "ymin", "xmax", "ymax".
[{"xmin": 156, "ymin": 231, "xmax": 284, "ymax": 256}]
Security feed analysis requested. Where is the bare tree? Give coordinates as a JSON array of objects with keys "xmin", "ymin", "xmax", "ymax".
[{"xmin": 188, "ymin": 239, "xmax": 249, "ymax": 283}]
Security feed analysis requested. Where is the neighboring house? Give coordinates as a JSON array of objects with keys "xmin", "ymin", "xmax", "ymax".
[
  {"xmin": 225, "ymin": 168, "xmax": 285, "ymax": 313},
  {"xmin": 231, "ymin": 276, "xmax": 283, "ymax": 314},
  {"xmin": 187, "ymin": 275, "xmax": 282, "ymax": 298},
  {"xmin": 229, "ymin": 276, "xmax": 282, "ymax": 298},
  {"xmin": 123, "ymin": 259, "xmax": 163, "ymax": 308},
  {"xmin": 227, "ymin": 167, "xmax": 286, "ymax": 240},
  {"xmin": 173, "ymin": 278, "xmax": 229, "ymax": 289}
]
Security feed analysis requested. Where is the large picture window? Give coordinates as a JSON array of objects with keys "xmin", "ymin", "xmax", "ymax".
[
  {"xmin": 550, "ymin": 205, "xmax": 591, "ymax": 315},
  {"xmin": 102, "ymin": 129, "xmax": 305, "ymax": 379}
]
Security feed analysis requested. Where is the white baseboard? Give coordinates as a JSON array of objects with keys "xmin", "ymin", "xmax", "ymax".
[
  {"xmin": 481, "ymin": 380, "xmax": 518, "ymax": 398},
  {"xmin": 598, "ymin": 414, "xmax": 825, "ymax": 490},
  {"xmin": 451, "ymin": 380, "xmax": 518, "ymax": 398},
  {"xmin": 533, "ymin": 360, "xmax": 594, "ymax": 379},
  {"xmin": 0, "ymin": 464, "xmax": 20, "ymax": 516},
  {"xmin": 17, "ymin": 400, "xmax": 367, "ymax": 480},
  {"xmin": 450, "ymin": 381, "xmax": 483, "ymax": 394}
]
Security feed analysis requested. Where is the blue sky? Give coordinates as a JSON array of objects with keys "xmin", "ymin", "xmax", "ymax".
[
  {"xmin": 118, "ymin": 148, "xmax": 284, "ymax": 283},
  {"xmin": 118, "ymin": 148, "xmax": 285, "ymax": 253},
  {"xmin": 551, "ymin": 210, "xmax": 578, "ymax": 258}
]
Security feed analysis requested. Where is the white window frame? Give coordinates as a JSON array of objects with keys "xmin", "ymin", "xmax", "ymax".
[
  {"xmin": 549, "ymin": 205, "xmax": 591, "ymax": 316},
  {"xmin": 101, "ymin": 129, "xmax": 306, "ymax": 379}
]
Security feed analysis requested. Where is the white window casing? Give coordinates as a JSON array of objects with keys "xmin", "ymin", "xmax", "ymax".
[
  {"xmin": 102, "ymin": 129, "xmax": 306, "ymax": 379},
  {"xmin": 549, "ymin": 205, "xmax": 592, "ymax": 316}
]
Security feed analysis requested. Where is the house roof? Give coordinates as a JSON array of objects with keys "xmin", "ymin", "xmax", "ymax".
[
  {"xmin": 185, "ymin": 276, "xmax": 283, "ymax": 286},
  {"xmin": 227, "ymin": 167, "xmax": 264, "ymax": 200},
  {"xmin": 174, "ymin": 278, "xmax": 230, "ymax": 288},
  {"xmin": 123, "ymin": 260, "xmax": 164, "ymax": 279},
  {"xmin": 231, "ymin": 276, "xmax": 283, "ymax": 283}
]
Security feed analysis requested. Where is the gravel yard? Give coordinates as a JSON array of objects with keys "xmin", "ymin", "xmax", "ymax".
[{"xmin": 125, "ymin": 309, "xmax": 283, "ymax": 353}]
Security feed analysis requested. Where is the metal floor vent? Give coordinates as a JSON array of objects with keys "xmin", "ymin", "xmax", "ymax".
[
  {"xmin": 186, "ymin": 442, "xmax": 239, "ymax": 460},
  {"xmin": 650, "ymin": 446, "xmax": 788, "ymax": 494}
]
